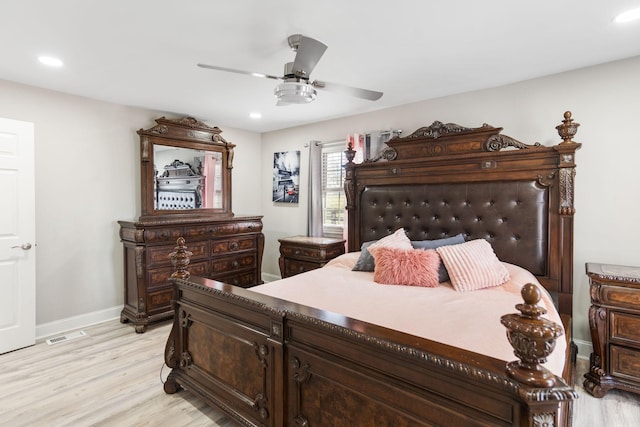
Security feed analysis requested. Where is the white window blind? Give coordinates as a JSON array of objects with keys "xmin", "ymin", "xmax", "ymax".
[{"xmin": 321, "ymin": 143, "xmax": 346, "ymax": 238}]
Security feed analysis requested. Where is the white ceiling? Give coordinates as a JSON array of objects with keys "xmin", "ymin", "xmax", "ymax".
[{"xmin": 3, "ymin": 1, "xmax": 640, "ymax": 133}]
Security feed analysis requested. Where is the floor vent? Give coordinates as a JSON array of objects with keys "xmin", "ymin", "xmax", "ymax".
[{"xmin": 46, "ymin": 330, "xmax": 88, "ymax": 345}]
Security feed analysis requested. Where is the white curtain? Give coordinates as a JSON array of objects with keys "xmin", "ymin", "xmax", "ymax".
[{"xmin": 307, "ymin": 140, "xmax": 323, "ymax": 237}]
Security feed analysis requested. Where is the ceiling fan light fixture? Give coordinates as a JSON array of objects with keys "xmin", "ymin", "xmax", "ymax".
[{"xmin": 274, "ymin": 81, "xmax": 317, "ymax": 105}]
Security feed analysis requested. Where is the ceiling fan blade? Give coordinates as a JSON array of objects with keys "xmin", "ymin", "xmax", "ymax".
[
  {"xmin": 291, "ymin": 36, "xmax": 327, "ymax": 77},
  {"xmin": 197, "ymin": 63, "xmax": 282, "ymax": 80},
  {"xmin": 312, "ymin": 80, "xmax": 383, "ymax": 101}
]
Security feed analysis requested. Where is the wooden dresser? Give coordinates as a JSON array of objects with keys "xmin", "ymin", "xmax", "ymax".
[
  {"xmin": 584, "ymin": 262, "xmax": 640, "ymax": 397},
  {"xmin": 119, "ymin": 116, "xmax": 263, "ymax": 332},
  {"xmin": 119, "ymin": 216, "xmax": 263, "ymax": 332},
  {"xmin": 278, "ymin": 235, "xmax": 345, "ymax": 278}
]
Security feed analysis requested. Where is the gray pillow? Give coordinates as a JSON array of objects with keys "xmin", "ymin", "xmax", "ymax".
[
  {"xmin": 411, "ymin": 234, "xmax": 466, "ymax": 282},
  {"xmin": 351, "ymin": 240, "xmax": 377, "ymax": 272}
]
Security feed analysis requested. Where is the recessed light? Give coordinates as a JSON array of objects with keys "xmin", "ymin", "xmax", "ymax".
[
  {"xmin": 38, "ymin": 56, "xmax": 64, "ymax": 67},
  {"xmin": 614, "ymin": 7, "xmax": 640, "ymax": 23},
  {"xmin": 249, "ymin": 112, "xmax": 262, "ymax": 119}
]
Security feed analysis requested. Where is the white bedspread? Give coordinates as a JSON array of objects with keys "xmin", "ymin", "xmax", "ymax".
[{"xmin": 251, "ymin": 252, "xmax": 566, "ymax": 377}]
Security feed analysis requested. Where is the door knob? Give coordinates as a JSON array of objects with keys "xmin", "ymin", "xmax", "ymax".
[{"xmin": 11, "ymin": 243, "xmax": 32, "ymax": 250}]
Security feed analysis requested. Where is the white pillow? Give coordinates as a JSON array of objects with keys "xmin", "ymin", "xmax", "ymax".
[
  {"xmin": 436, "ymin": 239, "xmax": 510, "ymax": 291},
  {"xmin": 366, "ymin": 228, "xmax": 413, "ymax": 260}
]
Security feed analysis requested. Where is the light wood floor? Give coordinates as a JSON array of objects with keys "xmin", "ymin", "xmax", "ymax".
[{"xmin": 1, "ymin": 319, "xmax": 638, "ymax": 426}]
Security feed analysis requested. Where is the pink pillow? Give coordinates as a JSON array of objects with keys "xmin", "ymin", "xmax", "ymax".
[
  {"xmin": 436, "ymin": 239, "xmax": 510, "ymax": 291},
  {"xmin": 372, "ymin": 247, "xmax": 440, "ymax": 287},
  {"xmin": 367, "ymin": 228, "xmax": 413, "ymax": 260}
]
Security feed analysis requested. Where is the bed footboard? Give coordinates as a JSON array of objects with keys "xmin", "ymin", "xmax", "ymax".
[
  {"xmin": 164, "ymin": 276, "xmax": 286, "ymax": 427},
  {"xmin": 164, "ymin": 282, "xmax": 576, "ymax": 426}
]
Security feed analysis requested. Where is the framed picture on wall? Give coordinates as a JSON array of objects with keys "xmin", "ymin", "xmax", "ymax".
[{"xmin": 272, "ymin": 150, "xmax": 300, "ymax": 203}]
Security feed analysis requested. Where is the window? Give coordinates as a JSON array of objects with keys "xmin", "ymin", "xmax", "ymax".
[{"xmin": 321, "ymin": 143, "xmax": 347, "ymax": 239}]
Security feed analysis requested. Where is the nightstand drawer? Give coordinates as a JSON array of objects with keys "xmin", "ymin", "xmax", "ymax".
[
  {"xmin": 280, "ymin": 245, "xmax": 343, "ymax": 261},
  {"xmin": 585, "ymin": 262, "xmax": 640, "ymax": 397},
  {"xmin": 610, "ymin": 345, "xmax": 640, "ymax": 382},
  {"xmin": 278, "ymin": 236, "xmax": 345, "ymax": 278},
  {"xmin": 600, "ymin": 285, "xmax": 640, "ymax": 310},
  {"xmin": 611, "ymin": 312, "xmax": 640, "ymax": 348},
  {"xmin": 284, "ymin": 259, "xmax": 319, "ymax": 277}
]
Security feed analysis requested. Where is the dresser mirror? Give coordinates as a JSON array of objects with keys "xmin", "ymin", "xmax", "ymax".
[
  {"xmin": 138, "ymin": 116, "xmax": 234, "ymax": 220},
  {"xmin": 154, "ymin": 145, "xmax": 223, "ymax": 210}
]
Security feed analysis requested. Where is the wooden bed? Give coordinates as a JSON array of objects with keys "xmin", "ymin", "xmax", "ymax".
[{"xmin": 163, "ymin": 112, "xmax": 582, "ymax": 426}]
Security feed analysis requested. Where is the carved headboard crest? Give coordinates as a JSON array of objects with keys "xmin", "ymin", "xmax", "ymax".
[{"xmin": 368, "ymin": 119, "xmax": 549, "ymax": 161}]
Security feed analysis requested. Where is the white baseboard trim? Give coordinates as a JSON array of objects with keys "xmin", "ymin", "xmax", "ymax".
[
  {"xmin": 36, "ymin": 305, "xmax": 122, "ymax": 341},
  {"xmin": 574, "ymin": 338, "xmax": 592, "ymax": 361},
  {"xmin": 261, "ymin": 272, "xmax": 281, "ymax": 283}
]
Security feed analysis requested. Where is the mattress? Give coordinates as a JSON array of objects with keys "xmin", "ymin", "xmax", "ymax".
[{"xmin": 251, "ymin": 251, "xmax": 566, "ymax": 377}]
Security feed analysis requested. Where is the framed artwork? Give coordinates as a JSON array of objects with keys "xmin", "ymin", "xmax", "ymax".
[{"xmin": 272, "ymin": 150, "xmax": 300, "ymax": 203}]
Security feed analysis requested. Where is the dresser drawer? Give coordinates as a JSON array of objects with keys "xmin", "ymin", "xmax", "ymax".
[
  {"xmin": 213, "ymin": 271, "xmax": 258, "ymax": 288},
  {"xmin": 212, "ymin": 237, "xmax": 256, "ymax": 254},
  {"xmin": 148, "ymin": 260, "xmax": 209, "ymax": 290},
  {"xmin": 185, "ymin": 223, "xmax": 237, "ymax": 239},
  {"xmin": 236, "ymin": 220, "xmax": 262, "ymax": 233},
  {"xmin": 284, "ymin": 259, "xmax": 320, "ymax": 277},
  {"xmin": 611, "ymin": 312, "xmax": 640, "ymax": 348},
  {"xmin": 610, "ymin": 345, "xmax": 640, "ymax": 382},
  {"xmin": 599, "ymin": 285, "xmax": 640, "ymax": 310},
  {"xmin": 211, "ymin": 254, "xmax": 256, "ymax": 274},
  {"xmin": 144, "ymin": 227, "xmax": 184, "ymax": 243},
  {"xmin": 147, "ymin": 289, "xmax": 174, "ymax": 314},
  {"xmin": 147, "ymin": 241, "xmax": 208, "ymax": 266}
]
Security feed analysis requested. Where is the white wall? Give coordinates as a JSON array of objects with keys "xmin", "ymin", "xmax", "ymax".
[
  {"xmin": 260, "ymin": 55, "xmax": 640, "ymax": 348},
  {"xmin": 3, "ymin": 54, "xmax": 639, "ymax": 348},
  {"xmin": 0, "ymin": 80, "xmax": 262, "ymax": 331}
]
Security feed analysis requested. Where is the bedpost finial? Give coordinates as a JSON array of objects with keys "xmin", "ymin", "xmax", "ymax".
[
  {"xmin": 345, "ymin": 141, "xmax": 356, "ymax": 164},
  {"xmin": 170, "ymin": 237, "xmax": 193, "ymax": 279},
  {"xmin": 556, "ymin": 110, "xmax": 580, "ymax": 144},
  {"xmin": 500, "ymin": 283, "xmax": 564, "ymax": 387}
]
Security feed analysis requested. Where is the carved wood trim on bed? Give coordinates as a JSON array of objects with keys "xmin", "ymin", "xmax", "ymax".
[{"xmin": 345, "ymin": 111, "xmax": 581, "ymax": 316}]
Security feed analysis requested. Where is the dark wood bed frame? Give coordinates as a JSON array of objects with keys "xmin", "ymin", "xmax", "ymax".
[{"xmin": 163, "ymin": 112, "xmax": 582, "ymax": 426}]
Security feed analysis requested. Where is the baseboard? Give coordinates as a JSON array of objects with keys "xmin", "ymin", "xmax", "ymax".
[
  {"xmin": 36, "ymin": 305, "xmax": 122, "ymax": 341},
  {"xmin": 574, "ymin": 338, "xmax": 592, "ymax": 361},
  {"xmin": 262, "ymin": 272, "xmax": 281, "ymax": 283}
]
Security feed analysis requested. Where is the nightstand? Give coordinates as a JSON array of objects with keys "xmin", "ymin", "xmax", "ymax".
[
  {"xmin": 584, "ymin": 262, "xmax": 640, "ymax": 398},
  {"xmin": 278, "ymin": 236, "xmax": 345, "ymax": 278}
]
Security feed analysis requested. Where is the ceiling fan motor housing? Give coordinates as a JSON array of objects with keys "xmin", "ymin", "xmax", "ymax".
[{"xmin": 274, "ymin": 81, "xmax": 317, "ymax": 105}]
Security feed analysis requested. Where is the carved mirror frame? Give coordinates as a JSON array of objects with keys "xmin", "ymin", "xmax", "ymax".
[{"xmin": 138, "ymin": 116, "xmax": 234, "ymax": 221}]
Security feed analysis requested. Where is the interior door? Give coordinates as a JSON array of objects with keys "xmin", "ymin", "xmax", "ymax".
[{"xmin": 0, "ymin": 117, "xmax": 36, "ymax": 354}]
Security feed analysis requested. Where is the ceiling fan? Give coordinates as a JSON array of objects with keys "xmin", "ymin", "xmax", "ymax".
[{"xmin": 197, "ymin": 34, "xmax": 383, "ymax": 106}]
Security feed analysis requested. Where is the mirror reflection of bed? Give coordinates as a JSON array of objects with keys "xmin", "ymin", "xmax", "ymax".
[
  {"xmin": 153, "ymin": 145, "xmax": 223, "ymax": 210},
  {"xmin": 163, "ymin": 112, "xmax": 582, "ymax": 427}
]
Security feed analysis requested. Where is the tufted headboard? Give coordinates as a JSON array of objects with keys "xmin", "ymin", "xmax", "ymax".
[{"xmin": 344, "ymin": 112, "xmax": 582, "ymax": 316}]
